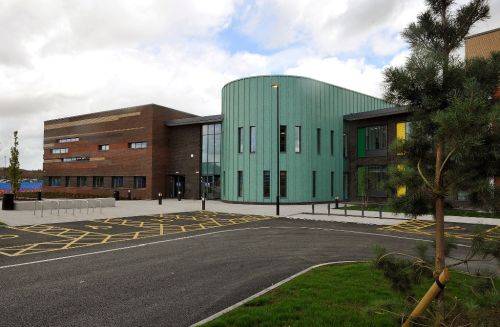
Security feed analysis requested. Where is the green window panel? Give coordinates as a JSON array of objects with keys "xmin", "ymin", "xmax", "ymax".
[{"xmin": 357, "ymin": 127, "xmax": 366, "ymax": 157}]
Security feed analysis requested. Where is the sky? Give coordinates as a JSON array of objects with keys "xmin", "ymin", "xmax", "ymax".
[{"xmin": 0, "ymin": 0, "xmax": 498, "ymax": 170}]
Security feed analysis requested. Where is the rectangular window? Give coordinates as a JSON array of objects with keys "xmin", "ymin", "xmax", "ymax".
[
  {"xmin": 48, "ymin": 177, "xmax": 61, "ymax": 187},
  {"xmin": 76, "ymin": 176, "xmax": 87, "ymax": 187},
  {"xmin": 263, "ymin": 170, "xmax": 270, "ymax": 198},
  {"xmin": 312, "ymin": 171, "xmax": 317, "ymax": 198},
  {"xmin": 51, "ymin": 148, "xmax": 68, "ymax": 154},
  {"xmin": 238, "ymin": 127, "xmax": 243, "ymax": 153},
  {"xmin": 280, "ymin": 125, "xmax": 287, "ymax": 152},
  {"xmin": 343, "ymin": 172, "xmax": 349, "ymax": 200},
  {"xmin": 64, "ymin": 176, "xmax": 70, "ymax": 187},
  {"xmin": 93, "ymin": 176, "xmax": 104, "ymax": 188},
  {"xmin": 249, "ymin": 126, "xmax": 256, "ymax": 153},
  {"xmin": 280, "ymin": 171, "xmax": 287, "ymax": 197},
  {"xmin": 330, "ymin": 172, "xmax": 334, "ymax": 197},
  {"xmin": 98, "ymin": 144, "xmax": 109, "ymax": 151},
  {"xmin": 396, "ymin": 121, "xmax": 412, "ymax": 140},
  {"xmin": 365, "ymin": 125, "xmax": 387, "ymax": 151},
  {"xmin": 112, "ymin": 176, "xmax": 124, "ymax": 188},
  {"xmin": 294, "ymin": 126, "xmax": 301, "ymax": 153},
  {"xmin": 58, "ymin": 137, "xmax": 79, "ymax": 143},
  {"xmin": 316, "ymin": 128, "xmax": 321, "ymax": 154},
  {"xmin": 357, "ymin": 165, "xmax": 387, "ymax": 197},
  {"xmin": 128, "ymin": 141, "xmax": 147, "ymax": 149},
  {"xmin": 330, "ymin": 130, "xmax": 334, "ymax": 155},
  {"xmin": 237, "ymin": 171, "xmax": 243, "ymax": 197},
  {"xmin": 343, "ymin": 132, "xmax": 348, "ymax": 158},
  {"xmin": 133, "ymin": 176, "xmax": 146, "ymax": 189}
]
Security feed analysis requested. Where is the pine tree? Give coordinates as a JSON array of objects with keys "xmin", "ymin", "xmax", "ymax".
[
  {"xmin": 383, "ymin": 0, "xmax": 499, "ymax": 320},
  {"xmin": 7, "ymin": 131, "xmax": 21, "ymax": 195}
]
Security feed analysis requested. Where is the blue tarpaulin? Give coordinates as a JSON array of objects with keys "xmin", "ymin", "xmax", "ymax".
[{"xmin": 0, "ymin": 180, "xmax": 42, "ymax": 194}]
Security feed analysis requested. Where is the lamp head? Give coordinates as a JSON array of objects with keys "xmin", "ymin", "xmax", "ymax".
[{"xmin": 271, "ymin": 83, "xmax": 279, "ymax": 88}]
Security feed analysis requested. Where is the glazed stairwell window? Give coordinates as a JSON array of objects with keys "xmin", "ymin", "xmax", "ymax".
[
  {"xmin": 294, "ymin": 126, "xmax": 301, "ymax": 153},
  {"xmin": 237, "ymin": 127, "xmax": 243, "ymax": 153},
  {"xmin": 280, "ymin": 125, "xmax": 287, "ymax": 152},
  {"xmin": 249, "ymin": 126, "xmax": 256, "ymax": 153}
]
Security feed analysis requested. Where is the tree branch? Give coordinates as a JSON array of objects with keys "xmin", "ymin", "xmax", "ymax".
[
  {"xmin": 417, "ymin": 159, "xmax": 434, "ymax": 192},
  {"xmin": 437, "ymin": 147, "xmax": 457, "ymax": 178}
]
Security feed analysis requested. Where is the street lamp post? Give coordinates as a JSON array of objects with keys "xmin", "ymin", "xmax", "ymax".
[{"xmin": 272, "ymin": 83, "xmax": 280, "ymax": 216}]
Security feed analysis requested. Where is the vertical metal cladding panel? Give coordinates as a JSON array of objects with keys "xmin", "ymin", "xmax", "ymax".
[{"xmin": 221, "ymin": 75, "xmax": 392, "ymax": 203}]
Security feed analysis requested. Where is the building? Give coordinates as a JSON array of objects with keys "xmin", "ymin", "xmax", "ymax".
[
  {"xmin": 43, "ymin": 76, "xmax": 392, "ymax": 202},
  {"xmin": 220, "ymin": 75, "xmax": 391, "ymax": 203},
  {"xmin": 43, "ymin": 104, "xmax": 198, "ymax": 199}
]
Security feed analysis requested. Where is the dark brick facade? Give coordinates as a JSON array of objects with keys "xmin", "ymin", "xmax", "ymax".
[
  {"xmin": 43, "ymin": 104, "xmax": 199, "ymax": 199},
  {"xmin": 344, "ymin": 110, "xmax": 409, "ymax": 202}
]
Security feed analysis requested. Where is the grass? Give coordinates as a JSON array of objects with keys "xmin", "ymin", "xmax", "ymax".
[
  {"xmin": 346, "ymin": 204, "xmax": 499, "ymax": 219},
  {"xmin": 204, "ymin": 263, "xmax": 499, "ymax": 326}
]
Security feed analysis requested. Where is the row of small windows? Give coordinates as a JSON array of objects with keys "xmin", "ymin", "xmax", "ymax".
[
  {"xmin": 50, "ymin": 142, "xmax": 145, "ymax": 156},
  {"xmin": 236, "ymin": 170, "xmax": 335, "ymax": 198},
  {"xmin": 58, "ymin": 137, "xmax": 79, "ymax": 143},
  {"xmin": 356, "ymin": 122, "xmax": 410, "ymax": 158},
  {"xmin": 48, "ymin": 176, "xmax": 146, "ymax": 189},
  {"xmin": 237, "ymin": 126, "xmax": 335, "ymax": 155}
]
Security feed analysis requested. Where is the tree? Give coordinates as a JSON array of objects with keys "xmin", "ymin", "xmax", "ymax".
[
  {"xmin": 383, "ymin": 0, "xmax": 499, "ymax": 321},
  {"xmin": 7, "ymin": 131, "xmax": 21, "ymax": 195}
]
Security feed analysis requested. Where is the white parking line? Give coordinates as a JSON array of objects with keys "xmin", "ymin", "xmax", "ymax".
[{"xmin": 0, "ymin": 225, "xmax": 469, "ymax": 270}]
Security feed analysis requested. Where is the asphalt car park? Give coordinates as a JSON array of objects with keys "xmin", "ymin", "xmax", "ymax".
[{"xmin": 0, "ymin": 212, "xmax": 497, "ymax": 327}]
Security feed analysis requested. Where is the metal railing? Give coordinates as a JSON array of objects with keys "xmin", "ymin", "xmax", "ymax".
[{"xmin": 33, "ymin": 199, "xmax": 104, "ymax": 217}]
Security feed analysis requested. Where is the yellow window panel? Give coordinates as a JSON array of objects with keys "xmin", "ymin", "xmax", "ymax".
[
  {"xmin": 397, "ymin": 185, "xmax": 407, "ymax": 197},
  {"xmin": 397, "ymin": 164, "xmax": 405, "ymax": 171},
  {"xmin": 396, "ymin": 122, "xmax": 406, "ymax": 140}
]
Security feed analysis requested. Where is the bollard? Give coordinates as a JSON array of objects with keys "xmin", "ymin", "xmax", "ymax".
[
  {"xmin": 344, "ymin": 203, "xmax": 347, "ymax": 216},
  {"xmin": 41, "ymin": 202, "xmax": 44, "ymax": 217},
  {"xmin": 327, "ymin": 203, "xmax": 330, "ymax": 215},
  {"xmin": 127, "ymin": 189, "xmax": 132, "ymax": 200},
  {"xmin": 312, "ymin": 203, "xmax": 315, "ymax": 215},
  {"xmin": 361, "ymin": 206, "xmax": 365, "ymax": 218},
  {"xmin": 202, "ymin": 197, "xmax": 206, "ymax": 210},
  {"xmin": 335, "ymin": 196, "xmax": 339, "ymax": 209},
  {"xmin": 57, "ymin": 201, "xmax": 60, "ymax": 216},
  {"xmin": 379, "ymin": 204, "xmax": 383, "ymax": 218},
  {"xmin": 158, "ymin": 193, "xmax": 163, "ymax": 205}
]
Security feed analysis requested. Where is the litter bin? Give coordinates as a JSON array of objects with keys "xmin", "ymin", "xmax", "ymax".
[
  {"xmin": 113, "ymin": 190, "xmax": 120, "ymax": 201},
  {"xmin": 2, "ymin": 193, "xmax": 15, "ymax": 210},
  {"xmin": 37, "ymin": 191, "xmax": 42, "ymax": 201}
]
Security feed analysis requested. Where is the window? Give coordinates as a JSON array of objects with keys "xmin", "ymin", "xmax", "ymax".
[
  {"xmin": 61, "ymin": 156, "xmax": 89, "ymax": 162},
  {"xmin": 280, "ymin": 171, "xmax": 287, "ymax": 197},
  {"xmin": 64, "ymin": 176, "xmax": 70, "ymax": 187},
  {"xmin": 237, "ymin": 127, "xmax": 243, "ymax": 153},
  {"xmin": 128, "ymin": 142, "xmax": 147, "ymax": 149},
  {"xmin": 343, "ymin": 132, "xmax": 348, "ymax": 158},
  {"xmin": 357, "ymin": 165, "xmax": 387, "ymax": 197},
  {"xmin": 93, "ymin": 176, "xmax": 104, "ymax": 188},
  {"xmin": 312, "ymin": 171, "xmax": 317, "ymax": 198},
  {"xmin": 343, "ymin": 172, "xmax": 349, "ymax": 200},
  {"xmin": 112, "ymin": 176, "xmax": 124, "ymax": 188},
  {"xmin": 330, "ymin": 172, "xmax": 334, "ymax": 197},
  {"xmin": 316, "ymin": 128, "xmax": 321, "ymax": 154},
  {"xmin": 366, "ymin": 125, "xmax": 387, "ymax": 151},
  {"xmin": 76, "ymin": 176, "xmax": 87, "ymax": 187},
  {"xmin": 249, "ymin": 126, "xmax": 256, "ymax": 153},
  {"xmin": 133, "ymin": 176, "xmax": 146, "ymax": 189},
  {"xmin": 98, "ymin": 144, "xmax": 109, "ymax": 151},
  {"xmin": 51, "ymin": 148, "xmax": 68, "ymax": 154},
  {"xmin": 280, "ymin": 125, "xmax": 287, "ymax": 152},
  {"xmin": 396, "ymin": 121, "xmax": 412, "ymax": 140},
  {"xmin": 58, "ymin": 137, "xmax": 79, "ymax": 143},
  {"xmin": 330, "ymin": 130, "xmax": 334, "ymax": 155},
  {"xmin": 263, "ymin": 170, "xmax": 270, "ymax": 198},
  {"xmin": 294, "ymin": 126, "xmax": 301, "ymax": 153},
  {"xmin": 237, "ymin": 171, "xmax": 243, "ymax": 197},
  {"xmin": 202, "ymin": 123, "xmax": 222, "ymax": 199},
  {"xmin": 48, "ymin": 177, "xmax": 61, "ymax": 187}
]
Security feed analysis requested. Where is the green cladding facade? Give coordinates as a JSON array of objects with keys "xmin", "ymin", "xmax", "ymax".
[{"xmin": 221, "ymin": 75, "xmax": 391, "ymax": 203}]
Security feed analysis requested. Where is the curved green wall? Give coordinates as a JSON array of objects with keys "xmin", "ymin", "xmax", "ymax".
[{"xmin": 221, "ymin": 75, "xmax": 390, "ymax": 203}]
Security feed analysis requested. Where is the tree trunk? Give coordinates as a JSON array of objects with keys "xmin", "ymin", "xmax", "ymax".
[{"xmin": 434, "ymin": 141, "xmax": 446, "ymax": 326}]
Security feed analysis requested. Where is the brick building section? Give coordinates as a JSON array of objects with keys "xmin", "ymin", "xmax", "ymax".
[
  {"xmin": 344, "ymin": 108, "xmax": 409, "ymax": 202},
  {"xmin": 43, "ymin": 104, "xmax": 196, "ymax": 199},
  {"xmin": 165, "ymin": 125, "xmax": 201, "ymax": 199}
]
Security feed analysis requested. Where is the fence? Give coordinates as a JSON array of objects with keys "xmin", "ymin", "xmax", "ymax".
[{"xmin": 25, "ymin": 198, "xmax": 115, "ymax": 216}]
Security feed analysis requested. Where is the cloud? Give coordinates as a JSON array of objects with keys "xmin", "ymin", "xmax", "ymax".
[{"xmin": 1, "ymin": 0, "xmax": 499, "ymax": 170}]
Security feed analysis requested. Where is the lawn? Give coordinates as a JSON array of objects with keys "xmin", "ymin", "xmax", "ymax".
[
  {"xmin": 346, "ymin": 204, "xmax": 499, "ymax": 219},
  {"xmin": 203, "ymin": 263, "xmax": 499, "ymax": 326}
]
